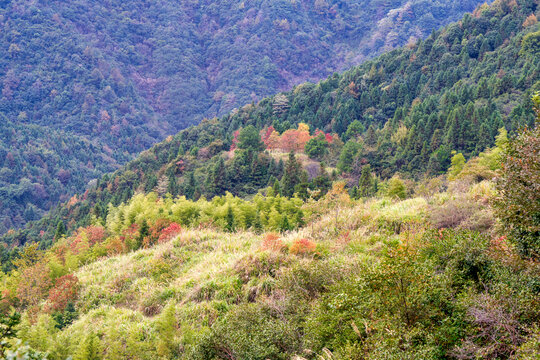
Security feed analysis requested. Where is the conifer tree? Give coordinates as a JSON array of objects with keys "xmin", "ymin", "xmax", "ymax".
[
  {"xmin": 272, "ymin": 179, "xmax": 281, "ymax": 196},
  {"xmin": 281, "ymin": 152, "xmax": 302, "ymax": 197},
  {"xmin": 206, "ymin": 157, "xmax": 227, "ymax": 197},
  {"xmin": 54, "ymin": 220, "xmax": 66, "ymax": 240},
  {"xmin": 183, "ymin": 172, "xmax": 196, "ymax": 199},
  {"xmin": 294, "ymin": 171, "xmax": 310, "ymax": 200},
  {"xmin": 167, "ymin": 173, "xmax": 179, "ymax": 196},
  {"xmin": 358, "ymin": 165, "xmax": 374, "ymax": 197}
]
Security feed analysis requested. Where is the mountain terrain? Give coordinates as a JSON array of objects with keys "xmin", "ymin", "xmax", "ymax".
[
  {"xmin": 0, "ymin": 0, "xmax": 539, "ymax": 359},
  {"xmin": 0, "ymin": 0, "xmax": 490, "ymax": 233},
  {"xmin": 4, "ymin": 0, "xmax": 538, "ymax": 248},
  {"xmin": 0, "ymin": 0, "xmax": 489, "ymax": 234}
]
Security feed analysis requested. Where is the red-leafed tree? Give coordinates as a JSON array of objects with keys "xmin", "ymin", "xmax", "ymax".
[
  {"xmin": 143, "ymin": 219, "xmax": 171, "ymax": 247},
  {"xmin": 47, "ymin": 274, "xmax": 79, "ymax": 313},
  {"xmin": 260, "ymin": 126, "xmax": 275, "ymax": 145},
  {"xmin": 85, "ymin": 225, "xmax": 107, "ymax": 246}
]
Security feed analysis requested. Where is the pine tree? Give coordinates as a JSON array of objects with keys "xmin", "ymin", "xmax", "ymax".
[
  {"xmin": 206, "ymin": 157, "xmax": 228, "ymax": 197},
  {"xmin": 358, "ymin": 165, "xmax": 374, "ymax": 197},
  {"xmin": 272, "ymin": 179, "xmax": 281, "ymax": 196},
  {"xmin": 55, "ymin": 220, "xmax": 66, "ymax": 240},
  {"xmin": 281, "ymin": 152, "xmax": 302, "ymax": 197}
]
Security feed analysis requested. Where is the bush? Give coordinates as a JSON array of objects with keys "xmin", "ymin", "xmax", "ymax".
[
  {"xmin": 289, "ymin": 238, "xmax": 317, "ymax": 256},
  {"xmin": 192, "ymin": 304, "xmax": 301, "ymax": 360},
  {"xmin": 494, "ymin": 94, "xmax": 540, "ymax": 259}
]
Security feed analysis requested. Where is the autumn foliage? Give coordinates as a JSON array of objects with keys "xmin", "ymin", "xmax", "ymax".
[
  {"xmin": 157, "ymin": 223, "xmax": 182, "ymax": 244},
  {"xmin": 46, "ymin": 274, "xmax": 79, "ymax": 313},
  {"xmin": 289, "ymin": 238, "xmax": 317, "ymax": 255},
  {"xmin": 262, "ymin": 233, "xmax": 284, "ymax": 252},
  {"xmin": 260, "ymin": 123, "xmax": 335, "ymax": 153}
]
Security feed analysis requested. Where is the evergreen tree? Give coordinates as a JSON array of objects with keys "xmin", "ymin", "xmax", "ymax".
[
  {"xmin": 272, "ymin": 179, "xmax": 281, "ymax": 196},
  {"xmin": 294, "ymin": 171, "xmax": 310, "ymax": 200},
  {"xmin": 304, "ymin": 134, "xmax": 328, "ymax": 159},
  {"xmin": 54, "ymin": 220, "xmax": 66, "ymax": 240},
  {"xmin": 312, "ymin": 163, "xmax": 331, "ymax": 198},
  {"xmin": 281, "ymin": 152, "xmax": 302, "ymax": 197},
  {"xmin": 206, "ymin": 157, "xmax": 228, "ymax": 197},
  {"xmin": 337, "ymin": 141, "xmax": 361, "ymax": 173},
  {"xmin": 358, "ymin": 165, "xmax": 374, "ymax": 197},
  {"xmin": 167, "ymin": 173, "xmax": 179, "ymax": 196},
  {"xmin": 183, "ymin": 172, "xmax": 196, "ymax": 199},
  {"xmin": 237, "ymin": 125, "xmax": 264, "ymax": 151}
]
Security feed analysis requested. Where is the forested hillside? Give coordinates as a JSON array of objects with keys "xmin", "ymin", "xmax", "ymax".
[
  {"xmin": 0, "ymin": 0, "xmax": 486, "ymax": 234},
  {"xmin": 5, "ymin": 0, "xmax": 538, "ymax": 248},
  {"xmin": 0, "ymin": 111, "xmax": 538, "ymax": 358}
]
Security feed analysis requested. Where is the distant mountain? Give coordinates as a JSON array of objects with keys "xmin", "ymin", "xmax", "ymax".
[
  {"xmin": 6, "ymin": 0, "xmax": 538, "ymax": 248},
  {"xmin": 0, "ymin": 0, "xmax": 487, "ymax": 233}
]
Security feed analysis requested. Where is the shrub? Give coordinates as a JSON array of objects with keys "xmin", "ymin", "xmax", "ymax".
[
  {"xmin": 289, "ymin": 238, "xmax": 316, "ymax": 256},
  {"xmin": 192, "ymin": 304, "xmax": 301, "ymax": 360},
  {"xmin": 429, "ymin": 198, "xmax": 482, "ymax": 229},
  {"xmin": 158, "ymin": 223, "xmax": 182, "ymax": 244},
  {"xmin": 386, "ymin": 176, "xmax": 407, "ymax": 199},
  {"xmin": 261, "ymin": 233, "xmax": 285, "ymax": 252}
]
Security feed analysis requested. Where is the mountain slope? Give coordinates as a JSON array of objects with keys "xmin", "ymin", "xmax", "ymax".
[
  {"xmin": 0, "ymin": 0, "xmax": 487, "ymax": 233},
  {"xmin": 6, "ymin": 0, "xmax": 537, "ymax": 247},
  {"xmin": 4, "ymin": 179, "xmax": 540, "ymax": 359}
]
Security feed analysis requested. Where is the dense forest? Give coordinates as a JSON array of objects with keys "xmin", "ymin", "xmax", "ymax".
[
  {"xmin": 0, "ymin": 0, "xmax": 487, "ymax": 234},
  {"xmin": 5, "ymin": 0, "xmax": 538, "ymax": 248}
]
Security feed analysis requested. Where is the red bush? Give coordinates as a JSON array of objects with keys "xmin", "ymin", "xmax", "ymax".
[
  {"xmin": 158, "ymin": 222, "xmax": 182, "ymax": 244},
  {"xmin": 262, "ymin": 233, "xmax": 284, "ymax": 252},
  {"xmin": 289, "ymin": 238, "xmax": 317, "ymax": 255}
]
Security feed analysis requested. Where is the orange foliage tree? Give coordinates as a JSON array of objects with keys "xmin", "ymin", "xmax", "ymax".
[{"xmin": 17, "ymin": 262, "xmax": 52, "ymax": 307}]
